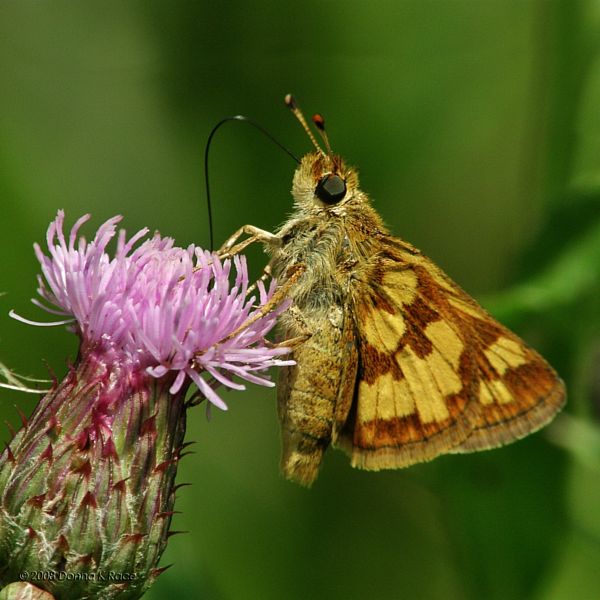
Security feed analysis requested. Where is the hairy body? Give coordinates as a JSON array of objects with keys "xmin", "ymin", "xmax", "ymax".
[{"xmin": 221, "ymin": 149, "xmax": 565, "ymax": 487}]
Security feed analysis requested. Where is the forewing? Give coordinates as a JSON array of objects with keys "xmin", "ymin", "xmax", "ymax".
[{"xmin": 337, "ymin": 239, "xmax": 565, "ymax": 470}]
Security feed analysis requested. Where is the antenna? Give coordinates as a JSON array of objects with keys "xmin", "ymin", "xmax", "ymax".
[
  {"xmin": 284, "ymin": 94, "xmax": 326, "ymax": 157},
  {"xmin": 204, "ymin": 115, "xmax": 300, "ymax": 250},
  {"xmin": 311, "ymin": 113, "xmax": 333, "ymax": 157}
]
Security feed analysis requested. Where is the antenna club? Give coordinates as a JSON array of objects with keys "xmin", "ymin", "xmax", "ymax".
[
  {"xmin": 285, "ymin": 95, "xmax": 327, "ymax": 157},
  {"xmin": 312, "ymin": 114, "xmax": 326, "ymax": 131},
  {"xmin": 284, "ymin": 94, "xmax": 297, "ymax": 109}
]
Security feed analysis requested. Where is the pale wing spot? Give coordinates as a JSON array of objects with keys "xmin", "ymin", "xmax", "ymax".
[
  {"xmin": 388, "ymin": 377, "xmax": 414, "ymax": 418},
  {"xmin": 357, "ymin": 380, "xmax": 378, "ymax": 423},
  {"xmin": 358, "ymin": 374, "xmax": 414, "ymax": 423},
  {"xmin": 427, "ymin": 349, "xmax": 463, "ymax": 397},
  {"xmin": 424, "ymin": 320, "xmax": 464, "ymax": 370},
  {"xmin": 484, "ymin": 337, "xmax": 527, "ymax": 375},
  {"xmin": 482, "ymin": 378, "xmax": 514, "ymax": 405},
  {"xmin": 399, "ymin": 348, "xmax": 451, "ymax": 424},
  {"xmin": 479, "ymin": 380, "xmax": 495, "ymax": 405},
  {"xmin": 361, "ymin": 268, "xmax": 417, "ymax": 350},
  {"xmin": 362, "ymin": 309, "xmax": 405, "ymax": 352},
  {"xmin": 381, "ymin": 268, "xmax": 418, "ymax": 305}
]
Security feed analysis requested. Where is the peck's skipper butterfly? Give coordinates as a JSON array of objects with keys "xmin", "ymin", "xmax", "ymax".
[{"xmin": 220, "ymin": 95, "xmax": 566, "ymax": 486}]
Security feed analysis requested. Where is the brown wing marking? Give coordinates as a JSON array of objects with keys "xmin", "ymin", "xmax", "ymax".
[
  {"xmin": 336, "ymin": 260, "xmax": 476, "ymax": 469},
  {"xmin": 450, "ymin": 313, "xmax": 566, "ymax": 452},
  {"xmin": 439, "ymin": 271, "xmax": 566, "ymax": 451},
  {"xmin": 337, "ymin": 246, "xmax": 565, "ymax": 470}
]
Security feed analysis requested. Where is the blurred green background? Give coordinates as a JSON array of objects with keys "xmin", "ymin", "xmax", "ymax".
[{"xmin": 1, "ymin": 1, "xmax": 599, "ymax": 599}]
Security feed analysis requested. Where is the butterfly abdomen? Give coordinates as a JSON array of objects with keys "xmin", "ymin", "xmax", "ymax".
[
  {"xmin": 277, "ymin": 302, "xmax": 358, "ymax": 487},
  {"xmin": 272, "ymin": 210, "xmax": 369, "ymax": 485}
]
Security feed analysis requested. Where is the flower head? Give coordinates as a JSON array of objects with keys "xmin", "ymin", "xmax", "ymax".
[
  {"xmin": 21, "ymin": 210, "xmax": 291, "ymax": 408},
  {"xmin": 0, "ymin": 212, "xmax": 292, "ymax": 599}
]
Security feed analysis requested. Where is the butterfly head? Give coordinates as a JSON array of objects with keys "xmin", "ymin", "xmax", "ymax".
[
  {"xmin": 285, "ymin": 94, "xmax": 360, "ymax": 211},
  {"xmin": 292, "ymin": 151, "xmax": 359, "ymax": 210}
]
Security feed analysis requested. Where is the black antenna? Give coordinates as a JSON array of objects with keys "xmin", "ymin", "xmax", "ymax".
[{"xmin": 204, "ymin": 115, "xmax": 300, "ymax": 251}]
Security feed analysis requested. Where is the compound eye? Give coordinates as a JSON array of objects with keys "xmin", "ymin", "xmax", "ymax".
[{"xmin": 315, "ymin": 174, "xmax": 346, "ymax": 204}]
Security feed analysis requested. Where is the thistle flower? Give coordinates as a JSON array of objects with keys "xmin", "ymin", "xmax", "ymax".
[{"xmin": 0, "ymin": 211, "xmax": 291, "ymax": 599}]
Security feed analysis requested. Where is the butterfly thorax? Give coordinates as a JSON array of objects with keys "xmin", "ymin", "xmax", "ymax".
[{"xmin": 269, "ymin": 152, "xmax": 391, "ymax": 333}]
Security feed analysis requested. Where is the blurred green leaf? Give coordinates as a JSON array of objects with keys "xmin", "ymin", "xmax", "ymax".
[{"xmin": 485, "ymin": 215, "xmax": 600, "ymax": 322}]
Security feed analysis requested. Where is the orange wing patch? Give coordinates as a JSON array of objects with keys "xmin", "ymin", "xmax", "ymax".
[{"xmin": 337, "ymin": 247, "xmax": 565, "ymax": 470}]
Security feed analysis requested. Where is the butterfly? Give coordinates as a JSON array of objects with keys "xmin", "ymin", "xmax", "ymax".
[{"xmin": 219, "ymin": 95, "xmax": 566, "ymax": 486}]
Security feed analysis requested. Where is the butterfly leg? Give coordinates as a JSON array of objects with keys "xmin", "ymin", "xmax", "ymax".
[
  {"xmin": 245, "ymin": 263, "xmax": 274, "ymax": 296},
  {"xmin": 218, "ymin": 224, "xmax": 281, "ymax": 258},
  {"xmin": 266, "ymin": 305, "xmax": 312, "ymax": 350},
  {"xmin": 218, "ymin": 263, "xmax": 306, "ymax": 347}
]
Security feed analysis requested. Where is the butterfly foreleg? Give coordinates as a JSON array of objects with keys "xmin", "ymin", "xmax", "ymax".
[
  {"xmin": 278, "ymin": 305, "xmax": 315, "ymax": 351},
  {"xmin": 218, "ymin": 224, "xmax": 282, "ymax": 258}
]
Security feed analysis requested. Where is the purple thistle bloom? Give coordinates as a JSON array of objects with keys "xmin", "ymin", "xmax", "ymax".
[
  {"xmin": 25, "ymin": 210, "xmax": 292, "ymax": 407},
  {"xmin": 0, "ymin": 212, "xmax": 292, "ymax": 599}
]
